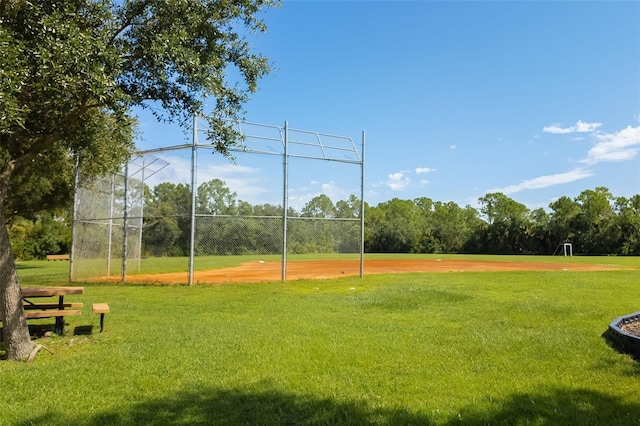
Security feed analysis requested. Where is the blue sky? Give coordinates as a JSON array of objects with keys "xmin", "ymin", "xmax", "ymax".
[{"xmin": 135, "ymin": 1, "xmax": 640, "ymax": 211}]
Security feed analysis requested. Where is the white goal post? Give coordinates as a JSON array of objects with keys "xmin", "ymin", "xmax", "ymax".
[{"xmin": 553, "ymin": 242, "xmax": 573, "ymax": 256}]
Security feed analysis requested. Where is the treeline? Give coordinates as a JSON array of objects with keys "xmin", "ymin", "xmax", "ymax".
[
  {"xmin": 141, "ymin": 179, "xmax": 363, "ymax": 256},
  {"xmin": 142, "ymin": 182, "xmax": 640, "ymax": 256},
  {"xmin": 366, "ymin": 189, "xmax": 640, "ymax": 256},
  {"xmin": 7, "ymin": 181, "xmax": 640, "ymax": 260}
]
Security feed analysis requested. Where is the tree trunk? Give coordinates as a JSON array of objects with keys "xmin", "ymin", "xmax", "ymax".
[{"xmin": 0, "ymin": 199, "xmax": 33, "ymax": 361}]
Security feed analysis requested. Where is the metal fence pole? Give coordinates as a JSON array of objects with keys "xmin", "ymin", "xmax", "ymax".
[
  {"xmin": 360, "ymin": 130, "xmax": 366, "ymax": 278},
  {"xmin": 188, "ymin": 115, "xmax": 198, "ymax": 286},
  {"xmin": 282, "ymin": 121, "xmax": 289, "ymax": 282},
  {"xmin": 107, "ymin": 175, "xmax": 115, "ymax": 276},
  {"xmin": 137, "ymin": 159, "xmax": 145, "ymax": 272},
  {"xmin": 69, "ymin": 157, "xmax": 80, "ymax": 282},
  {"xmin": 121, "ymin": 162, "xmax": 129, "ymax": 282}
]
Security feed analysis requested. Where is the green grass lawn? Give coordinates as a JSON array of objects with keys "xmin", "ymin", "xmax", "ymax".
[{"xmin": 2, "ymin": 256, "xmax": 640, "ymax": 425}]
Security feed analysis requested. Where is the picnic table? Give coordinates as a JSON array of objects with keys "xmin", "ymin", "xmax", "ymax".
[{"xmin": 22, "ymin": 286, "xmax": 84, "ymax": 335}]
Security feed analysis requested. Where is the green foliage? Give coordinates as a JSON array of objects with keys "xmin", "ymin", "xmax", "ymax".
[
  {"xmin": 301, "ymin": 194, "xmax": 336, "ymax": 218},
  {"xmin": 615, "ymin": 195, "xmax": 640, "ymax": 255},
  {"xmin": 361, "ymin": 187, "xmax": 640, "ymax": 256},
  {"xmin": 13, "ymin": 180, "xmax": 640, "ymax": 261},
  {"xmin": 143, "ymin": 182, "xmax": 192, "ymax": 256},
  {"xmin": 365, "ymin": 198, "xmax": 423, "ymax": 253},
  {"xmin": 8, "ymin": 214, "xmax": 70, "ymax": 260},
  {"xmin": 197, "ymin": 178, "xmax": 238, "ymax": 215},
  {"xmin": 0, "ymin": 0, "xmax": 278, "ymax": 360},
  {"xmin": 1, "ymin": 0, "xmax": 277, "ymax": 209},
  {"xmin": 2, "ymin": 260, "xmax": 640, "ymax": 424}
]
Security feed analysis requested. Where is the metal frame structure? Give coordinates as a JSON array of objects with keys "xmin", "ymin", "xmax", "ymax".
[
  {"xmin": 77, "ymin": 119, "xmax": 365, "ymax": 285},
  {"xmin": 70, "ymin": 154, "xmax": 169, "ymax": 281}
]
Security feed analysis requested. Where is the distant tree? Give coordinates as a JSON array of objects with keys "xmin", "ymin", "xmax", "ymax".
[
  {"xmin": 8, "ymin": 214, "xmax": 70, "ymax": 260},
  {"xmin": 366, "ymin": 198, "xmax": 422, "ymax": 253},
  {"xmin": 413, "ymin": 197, "xmax": 438, "ymax": 252},
  {"xmin": 301, "ymin": 195, "xmax": 336, "ymax": 218},
  {"xmin": 197, "ymin": 179, "xmax": 238, "ymax": 215},
  {"xmin": 478, "ymin": 193, "xmax": 531, "ymax": 253},
  {"xmin": 549, "ymin": 195, "xmax": 581, "ymax": 247},
  {"xmin": 335, "ymin": 194, "xmax": 361, "ymax": 218},
  {"xmin": 613, "ymin": 194, "xmax": 640, "ymax": 255},
  {"xmin": 237, "ymin": 200, "xmax": 255, "ymax": 216},
  {"xmin": 0, "ymin": 0, "xmax": 276, "ymax": 360},
  {"xmin": 432, "ymin": 201, "xmax": 482, "ymax": 253},
  {"xmin": 528, "ymin": 207, "xmax": 552, "ymax": 254},
  {"xmin": 253, "ymin": 203, "xmax": 284, "ymax": 216},
  {"xmin": 143, "ymin": 183, "xmax": 191, "ymax": 256},
  {"xmin": 574, "ymin": 187, "xmax": 616, "ymax": 254}
]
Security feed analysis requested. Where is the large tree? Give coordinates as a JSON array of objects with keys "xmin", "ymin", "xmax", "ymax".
[
  {"xmin": 478, "ymin": 192, "xmax": 531, "ymax": 254},
  {"xmin": 0, "ymin": 0, "xmax": 276, "ymax": 360}
]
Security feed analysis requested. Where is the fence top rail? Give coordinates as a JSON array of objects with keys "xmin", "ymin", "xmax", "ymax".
[{"xmin": 189, "ymin": 119, "xmax": 363, "ymax": 164}]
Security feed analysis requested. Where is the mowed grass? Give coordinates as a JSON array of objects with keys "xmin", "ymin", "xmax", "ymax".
[{"xmin": 2, "ymin": 256, "xmax": 640, "ymax": 425}]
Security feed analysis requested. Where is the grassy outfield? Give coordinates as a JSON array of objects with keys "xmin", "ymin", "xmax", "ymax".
[{"xmin": 2, "ymin": 257, "xmax": 640, "ymax": 424}]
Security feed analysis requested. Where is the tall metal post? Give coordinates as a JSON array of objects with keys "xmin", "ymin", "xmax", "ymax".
[
  {"xmin": 359, "ymin": 131, "xmax": 366, "ymax": 278},
  {"xmin": 188, "ymin": 114, "xmax": 198, "ymax": 286},
  {"xmin": 107, "ymin": 175, "xmax": 115, "ymax": 276},
  {"xmin": 69, "ymin": 157, "xmax": 80, "ymax": 282},
  {"xmin": 121, "ymin": 162, "xmax": 129, "ymax": 282},
  {"xmin": 282, "ymin": 121, "xmax": 289, "ymax": 281},
  {"xmin": 137, "ymin": 159, "xmax": 145, "ymax": 272}
]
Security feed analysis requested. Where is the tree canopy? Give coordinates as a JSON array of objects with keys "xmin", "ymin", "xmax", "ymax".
[
  {"xmin": 0, "ymin": 0, "xmax": 277, "ymax": 361},
  {"xmin": 129, "ymin": 180, "xmax": 640, "ymax": 258}
]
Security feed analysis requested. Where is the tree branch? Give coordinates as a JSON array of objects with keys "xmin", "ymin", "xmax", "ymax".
[{"xmin": 107, "ymin": 0, "xmax": 154, "ymax": 47}]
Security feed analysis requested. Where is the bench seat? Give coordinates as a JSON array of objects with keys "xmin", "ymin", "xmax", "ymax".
[
  {"xmin": 46, "ymin": 254, "xmax": 70, "ymax": 261},
  {"xmin": 24, "ymin": 309, "xmax": 82, "ymax": 319},
  {"xmin": 93, "ymin": 303, "xmax": 110, "ymax": 332},
  {"xmin": 92, "ymin": 303, "xmax": 110, "ymax": 314},
  {"xmin": 23, "ymin": 302, "xmax": 83, "ymax": 310}
]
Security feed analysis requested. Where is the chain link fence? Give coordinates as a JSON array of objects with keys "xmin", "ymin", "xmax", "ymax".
[
  {"xmin": 195, "ymin": 216, "xmax": 283, "ymax": 256},
  {"xmin": 71, "ymin": 171, "xmax": 144, "ymax": 281},
  {"xmin": 71, "ymin": 121, "xmax": 364, "ymax": 283}
]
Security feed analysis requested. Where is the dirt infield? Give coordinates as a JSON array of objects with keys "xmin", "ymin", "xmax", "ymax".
[{"xmin": 104, "ymin": 259, "xmax": 621, "ymax": 285}]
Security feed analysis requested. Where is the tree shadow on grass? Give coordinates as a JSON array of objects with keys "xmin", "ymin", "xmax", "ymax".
[
  {"xmin": 19, "ymin": 387, "xmax": 431, "ymax": 426},
  {"xmin": 455, "ymin": 387, "xmax": 640, "ymax": 425},
  {"xmin": 17, "ymin": 386, "xmax": 640, "ymax": 425}
]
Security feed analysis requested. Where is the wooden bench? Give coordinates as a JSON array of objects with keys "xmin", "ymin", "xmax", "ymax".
[
  {"xmin": 24, "ymin": 309, "xmax": 82, "ymax": 319},
  {"xmin": 93, "ymin": 303, "xmax": 110, "ymax": 332},
  {"xmin": 23, "ymin": 302, "xmax": 83, "ymax": 310},
  {"xmin": 46, "ymin": 254, "xmax": 69, "ymax": 261},
  {"xmin": 24, "ymin": 309, "xmax": 82, "ymax": 335}
]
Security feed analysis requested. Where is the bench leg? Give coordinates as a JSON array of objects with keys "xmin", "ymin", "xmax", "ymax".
[
  {"xmin": 55, "ymin": 317, "xmax": 64, "ymax": 335},
  {"xmin": 56, "ymin": 295, "xmax": 64, "ymax": 335},
  {"xmin": 99, "ymin": 313, "xmax": 105, "ymax": 332}
]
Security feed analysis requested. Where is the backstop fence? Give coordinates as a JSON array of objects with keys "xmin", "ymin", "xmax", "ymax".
[{"xmin": 71, "ymin": 120, "xmax": 365, "ymax": 284}]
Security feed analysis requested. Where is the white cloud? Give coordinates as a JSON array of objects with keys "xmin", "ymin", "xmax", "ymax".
[
  {"xmin": 415, "ymin": 167, "xmax": 436, "ymax": 174},
  {"xmin": 387, "ymin": 172, "xmax": 410, "ymax": 190},
  {"xmin": 579, "ymin": 125, "xmax": 640, "ymax": 164},
  {"xmin": 543, "ymin": 120, "xmax": 602, "ymax": 134},
  {"xmin": 287, "ymin": 181, "xmax": 354, "ymax": 211},
  {"xmin": 143, "ymin": 154, "xmax": 270, "ymax": 201},
  {"xmin": 420, "ymin": 179, "xmax": 430, "ymax": 186},
  {"xmin": 321, "ymin": 181, "xmax": 351, "ymax": 201},
  {"xmin": 450, "ymin": 145, "xmax": 457, "ymax": 150},
  {"xmin": 486, "ymin": 168, "xmax": 593, "ymax": 195}
]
